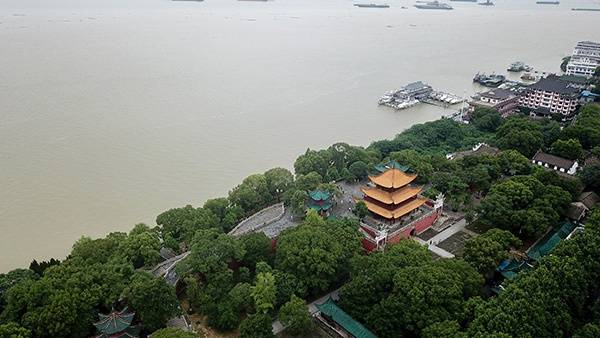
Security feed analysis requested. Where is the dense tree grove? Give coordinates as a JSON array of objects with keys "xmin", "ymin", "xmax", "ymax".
[
  {"xmin": 0, "ymin": 226, "xmax": 179, "ymax": 337},
  {"xmin": 2, "ymin": 103, "xmax": 599, "ymax": 337},
  {"xmin": 339, "ymin": 241, "xmax": 483, "ymax": 337},
  {"xmin": 463, "ymin": 229, "xmax": 522, "ymax": 277},
  {"xmin": 478, "ymin": 176, "xmax": 571, "ymax": 238}
]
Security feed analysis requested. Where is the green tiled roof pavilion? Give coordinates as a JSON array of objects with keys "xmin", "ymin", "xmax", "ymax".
[{"xmin": 316, "ymin": 297, "xmax": 378, "ymax": 338}]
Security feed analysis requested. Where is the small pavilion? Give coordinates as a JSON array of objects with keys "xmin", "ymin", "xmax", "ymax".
[
  {"xmin": 307, "ymin": 190, "xmax": 333, "ymax": 215},
  {"xmin": 94, "ymin": 307, "xmax": 140, "ymax": 338}
]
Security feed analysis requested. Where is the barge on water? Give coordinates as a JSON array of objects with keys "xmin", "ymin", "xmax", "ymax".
[
  {"xmin": 507, "ymin": 61, "xmax": 532, "ymax": 72},
  {"xmin": 414, "ymin": 1, "xmax": 453, "ymax": 9},
  {"xmin": 537, "ymin": 1, "xmax": 559, "ymax": 4},
  {"xmin": 479, "ymin": 0, "xmax": 494, "ymax": 5},
  {"xmin": 571, "ymin": 7, "xmax": 600, "ymax": 11},
  {"xmin": 473, "ymin": 73, "xmax": 506, "ymax": 87},
  {"xmin": 354, "ymin": 3, "xmax": 390, "ymax": 8}
]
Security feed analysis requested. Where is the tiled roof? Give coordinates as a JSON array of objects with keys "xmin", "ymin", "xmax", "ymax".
[
  {"xmin": 361, "ymin": 186, "xmax": 422, "ymax": 205},
  {"xmin": 363, "ymin": 197, "xmax": 427, "ymax": 219},
  {"xmin": 532, "ymin": 151, "xmax": 576, "ymax": 169},
  {"xmin": 578, "ymin": 191, "xmax": 600, "ymax": 210},
  {"xmin": 316, "ymin": 297, "xmax": 378, "ymax": 338},
  {"xmin": 528, "ymin": 75, "xmax": 580, "ymax": 96},
  {"xmin": 368, "ymin": 169, "xmax": 417, "ymax": 189},
  {"xmin": 480, "ymin": 88, "xmax": 515, "ymax": 100}
]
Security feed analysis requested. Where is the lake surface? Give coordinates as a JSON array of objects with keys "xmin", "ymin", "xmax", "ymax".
[{"xmin": 1, "ymin": 0, "xmax": 599, "ymax": 271}]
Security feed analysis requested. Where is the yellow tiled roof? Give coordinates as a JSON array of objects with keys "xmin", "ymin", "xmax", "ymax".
[
  {"xmin": 368, "ymin": 169, "xmax": 417, "ymax": 189},
  {"xmin": 362, "ymin": 197, "xmax": 427, "ymax": 219},
  {"xmin": 361, "ymin": 186, "xmax": 423, "ymax": 205}
]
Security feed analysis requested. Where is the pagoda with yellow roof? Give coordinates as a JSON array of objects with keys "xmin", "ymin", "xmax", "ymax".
[
  {"xmin": 357, "ymin": 165, "xmax": 444, "ymax": 251},
  {"xmin": 361, "ymin": 169, "xmax": 427, "ymax": 221}
]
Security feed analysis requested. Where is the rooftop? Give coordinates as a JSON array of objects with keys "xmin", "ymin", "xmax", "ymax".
[
  {"xmin": 362, "ymin": 197, "xmax": 427, "ymax": 220},
  {"xmin": 532, "ymin": 151, "xmax": 576, "ymax": 169},
  {"xmin": 94, "ymin": 308, "xmax": 138, "ymax": 337},
  {"xmin": 362, "ymin": 185, "xmax": 422, "ymax": 205},
  {"xmin": 374, "ymin": 160, "xmax": 410, "ymax": 173},
  {"xmin": 527, "ymin": 222, "xmax": 575, "ymax": 261},
  {"xmin": 578, "ymin": 191, "xmax": 600, "ymax": 210},
  {"xmin": 559, "ymin": 74, "xmax": 589, "ymax": 85},
  {"xmin": 368, "ymin": 168, "xmax": 417, "ymax": 189},
  {"xmin": 480, "ymin": 88, "xmax": 515, "ymax": 100},
  {"xmin": 528, "ymin": 75, "xmax": 580, "ymax": 96},
  {"xmin": 316, "ymin": 297, "xmax": 378, "ymax": 338},
  {"xmin": 309, "ymin": 190, "xmax": 331, "ymax": 201}
]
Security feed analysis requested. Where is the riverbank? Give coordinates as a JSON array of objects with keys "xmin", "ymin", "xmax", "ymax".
[{"xmin": 2, "ymin": 0, "xmax": 600, "ymax": 271}]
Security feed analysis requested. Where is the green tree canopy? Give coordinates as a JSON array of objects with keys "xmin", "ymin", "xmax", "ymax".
[
  {"xmin": 463, "ymin": 229, "xmax": 521, "ymax": 276},
  {"xmin": 239, "ymin": 313, "xmax": 275, "ymax": 338},
  {"xmin": 251, "ymin": 272, "xmax": 276, "ymax": 314},
  {"xmin": 124, "ymin": 272, "xmax": 180, "ymax": 333},
  {"xmin": 551, "ymin": 138, "xmax": 583, "ymax": 160},
  {"xmin": 494, "ymin": 117, "xmax": 544, "ymax": 157},
  {"xmin": 471, "ymin": 107, "xmax": 503, "ymax": 132},
  {"xmin": 279, "ymin": 294, "xmax": 312, "ymax": 336}
]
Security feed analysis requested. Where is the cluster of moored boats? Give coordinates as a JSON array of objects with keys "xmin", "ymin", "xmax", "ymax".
[{"xmin": 378, "ymin": 82, "xmax": 464, "ymax": 110}]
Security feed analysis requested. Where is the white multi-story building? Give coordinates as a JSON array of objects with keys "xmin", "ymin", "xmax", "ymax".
[
  {"xmin": 519, "ymin": 75, "xmax": 580, "ymax": 117},
  {"xmin": 566, "ymin": 41, "xmax": 600, "ymax": 77}
]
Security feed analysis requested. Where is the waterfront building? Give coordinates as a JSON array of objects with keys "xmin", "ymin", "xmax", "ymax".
[
  {"xmin": 566, "ymin": 41, "xmax": 600, "ymax": 77},
  {"xmin": 469, "ymin": 88, "xmax": 519, "ymax": 117},
  {"xmin": 94, "ymin": 307, "xmax": 139, "ymax": 338},
  {"xmin": 519, "ymin": 75, "xmax": 580, "ymax": 117},
  {"xmin": 532, "ymin": 151, "xmax": 579, "ymax": 175},
  {"xmin": 357, "ymin": 167, "xmax": 442, "ymax": 251},
  {"xmin": 307, "ymin": 190, "xmax": 333, "ymax": 215}
]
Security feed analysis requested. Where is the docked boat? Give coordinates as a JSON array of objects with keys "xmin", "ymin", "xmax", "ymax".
[
  {"xmin": 473, "ymin": 73, "xmax": 506, "ymax": 87},
  {"xmin": 414, "ymin": 1, "xmax": 453, "ymax": 9},
  {"xmin": 450, "ymin": 0, "xmax": 476, "ymax": 2},
  {"xmin": 354, "ymin": 3, "xmax": 390, "ymax": 8},
  {"xmin": 507, "ymin": 61, "xmax": 532, "ymax": 72},
  {"xmin": 521, "ymin": 73, "xmax": 537, "ymax": 81},
  {"xmin": 479, "ymin": 0, "xmax": 494, "ymax": 5},
  {"xmin": 536, "ymin": 1, "xmax": 559, "ymax": 4}
]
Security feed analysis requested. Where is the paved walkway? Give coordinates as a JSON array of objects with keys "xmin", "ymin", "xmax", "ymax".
[
  {"xmin": 412, "ymin": 219, "xmax": 467, "ymax": 259},
  {"xmin": 272, "ymin": 289, "xmax": 340, "ymax": 334},
  {"xmin": 413, "ymin": 237, "xmax": 454, "ymax": 258},
  {"xmin": 229, "ymin": 203, "xmax": 285, "ymax": 237},
  {"xmin": 261, "ymin": 207, "xmax": 300, "ymax": 238},
  {"xmin": 428, "ymin": 218, "xmax": 467, "ymax": 245}
]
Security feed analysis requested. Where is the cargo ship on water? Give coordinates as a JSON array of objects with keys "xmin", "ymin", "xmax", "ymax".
[
  {"xmin": 537, "ymin": 1, "xmax": 559, "ymax": 4},
  {"xmin": 414, "ymin": 1, "xmax": 453, "ymax": 9},
  {"xmin": 354, "ymin": 3, "xmax": 390, "ymax": 8},
  {"xmin": 479, "ymin": 0, "xmax": 494, "ymax": 5}
]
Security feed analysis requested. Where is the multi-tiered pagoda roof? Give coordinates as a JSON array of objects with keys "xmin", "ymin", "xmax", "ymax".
[{"xmin": 361, "ymin": 168, "xmax": 426, "ymax": 221}]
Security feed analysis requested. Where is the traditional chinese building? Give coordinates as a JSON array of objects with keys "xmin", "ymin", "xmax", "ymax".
[
  {"xmin": 307, "ymin": 190, "xmax": 333, "ymax": 215},
  {"xmin": 94, "ymin": 307, "xmax": 140, "ymax": 338},
  {"xmin": 358, "ymin": 167, "xmax": 443, "ymax": 251}
]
